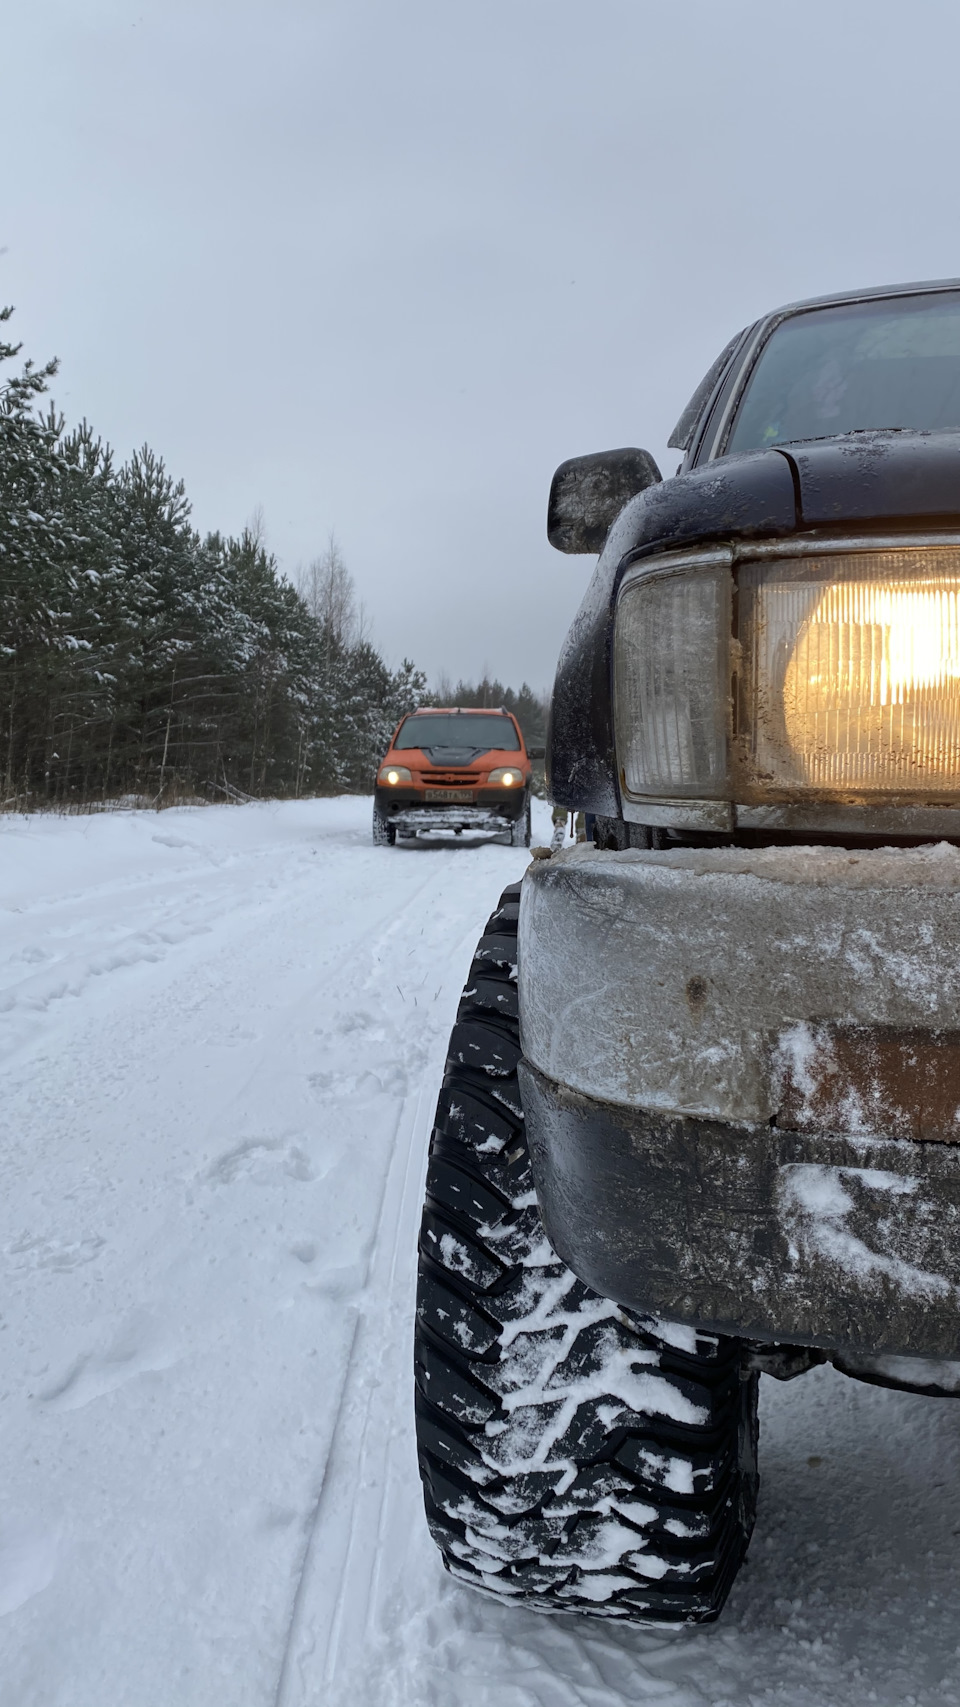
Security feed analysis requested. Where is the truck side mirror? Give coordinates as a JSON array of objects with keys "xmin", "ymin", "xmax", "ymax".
[
  {"xmin": 527, "ymin": 745, "xmax": 545, "ymax": 760},
  {"xmin": 547, "ymin": 447, "xmax": 662, "ymax": 554}
]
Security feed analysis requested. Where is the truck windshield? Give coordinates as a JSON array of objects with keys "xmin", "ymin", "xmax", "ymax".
[
  {"xmin": 726, "ymin": 291, "xmax": 960, "ymax": 453},
  {"xmin": 395, "ymin": 713, "xmax": 520, "ymax": 750}
]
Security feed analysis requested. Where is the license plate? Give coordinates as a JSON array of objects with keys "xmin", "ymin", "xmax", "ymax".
[{"xmin": 425, "ymin": 789, "xmax": 473, "ymax": 802}]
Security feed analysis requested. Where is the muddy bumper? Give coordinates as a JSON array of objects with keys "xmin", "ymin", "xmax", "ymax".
[{"xmin": 518, "ymin": 844, "xmax": 960, "ymax": 1360}]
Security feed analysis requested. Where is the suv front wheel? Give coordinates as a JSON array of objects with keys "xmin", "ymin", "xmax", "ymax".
[
  {"xmin": 372, "ymin": 805, "xmax": 396, "ymax": 846},
  {"xmin": 508, "ymin": 799, "xmax": 532, "ymax": 848}
]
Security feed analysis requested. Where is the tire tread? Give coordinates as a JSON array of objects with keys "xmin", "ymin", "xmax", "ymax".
[{"xmin": 415, "ymin": 882, "xmax": 758, "ymax": 1623}]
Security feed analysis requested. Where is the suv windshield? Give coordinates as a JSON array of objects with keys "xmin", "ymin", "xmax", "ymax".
[
  {"xmin": 726, "ymin": 291, "xmax": 960, "ymax": 453},
  {"xmin": 395, "ymin": 713, "xmax": 520, "ymax": 751}
]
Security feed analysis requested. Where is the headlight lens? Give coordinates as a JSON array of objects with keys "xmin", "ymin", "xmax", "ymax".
[
  {"xmin": 740, "ymin": 548, "xmax": 960, "ymax": 795},
  {"xmin": 614, "ymin": 564, "xmax": 730, "ymax": 797},
  {"xmin": 614, "ymin": 545, "xmax": 960, "ymax": 803},
  {"xmin": 379, "ymin": 764, "xmax": 412, "ymax": 785},
  {"xmin": 487, "ymin": 767, "xmax": 524, "ymax": 787}
]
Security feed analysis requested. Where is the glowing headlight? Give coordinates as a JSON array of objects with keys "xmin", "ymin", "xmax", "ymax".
[
  {"xmin": 748, "ymin": 553, "xmax": 960, "ymax": 793},
  {"xmin": 614, "ymin": 545, "xmax": 960, "ymax": 803},
  {"xmin": 488, "ymin": 767, "xmax": 523, "ymax": 787},
  {"xmin": 379, "ymin": 764, "xmax": 412, "ymax": 785}
]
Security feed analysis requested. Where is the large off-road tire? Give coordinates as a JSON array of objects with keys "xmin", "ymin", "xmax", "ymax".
[
  {"xmin": 372, "ymin": 805, "xmax": 396, "ymax": 846},
  {"xmin": 508, "ymin": 799, "xmax": 532, "ymax": 847},
  {"xmin": 415, "ymin": 881, "xmax": 759, "ymax": 1623}
]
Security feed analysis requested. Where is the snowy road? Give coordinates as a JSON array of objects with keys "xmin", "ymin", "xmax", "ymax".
[{"xmin": 2, "ymin": 798, "xmax": 960, "ymax": 1706}]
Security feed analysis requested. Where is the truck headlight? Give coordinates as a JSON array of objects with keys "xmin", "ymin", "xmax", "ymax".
[
  {"xmin": 743, "ymin": 548, "xmax": 960, "ymax": 795},
  {"xmin": 487, "ymin": 767, "xmax": 524, "ymax": 786},
  {"xmin": 379, "ymin": 765, "xmax": 412, "ymax": 784},
  {"xmin": 615, "ymin": 543, "xmax": 960, "ymax": 803}
]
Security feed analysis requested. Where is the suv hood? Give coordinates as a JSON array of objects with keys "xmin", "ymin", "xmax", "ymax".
[{"xmin": 419, "ymin": 745, "xmax": 495, "ymax": 766}]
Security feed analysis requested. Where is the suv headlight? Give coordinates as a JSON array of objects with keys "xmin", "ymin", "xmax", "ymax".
[
  {"xmin": 614, "ymin": 543, "xmax": 960, "ymax": 802},
  {"xmin": 487, "ymin": 767, "xmax": 524, "ymax": 786},
  {"xmin": 379, "ymin": 764, "xmax": 412, "ymax": 784}
]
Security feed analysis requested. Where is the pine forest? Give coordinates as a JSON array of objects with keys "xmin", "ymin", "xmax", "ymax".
[{"xmin": 0, "ymin": 310, "xmax": 427, "ymax": 809}]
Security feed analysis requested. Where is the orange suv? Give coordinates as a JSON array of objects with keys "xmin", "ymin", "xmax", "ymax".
[{"xmin": 372, "ymin": 707, "xmax": 540, "ymax": 846}]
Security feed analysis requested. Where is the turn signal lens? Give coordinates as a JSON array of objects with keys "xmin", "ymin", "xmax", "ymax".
[
  {"xmin": 488, "ymin": 767, "xmax": 523, "ymax": 787},
  {"xmin": 741, "ymin": 549, "xmax": 960, "ymax": 794},
  {"xmin": 614, "ymin": 564, "xmax": 730, "ymax": 797},
  {"xmin": 379, "ymin": 764, "xmax": 412, "ymax": 785}
]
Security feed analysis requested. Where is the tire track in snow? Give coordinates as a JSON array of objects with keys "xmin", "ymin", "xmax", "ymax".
[
  {"xmin": 272, "ymin": 1307, "xmax": 361, "ymax": 1707},
  {"xmin": 193, "ymin": 853, "xmax": 454, "ymax": 1151},
  {"xmin": 272, "ymin": 873, "xmax": 528, "ymax": 1706},
  {"xmin": 0, "ymin": 833, "xmax": 309, "ymax": 1068},
  {"xmin": 272, "ymin": 1083, "xmax": 426, "ymax": 1707},
  {"xmin": 0, "ymin": 802, "xmax": 429, "ymax": 1071},
  {"xmin": 268, "ymin": 857, "xmax": 459, "ymax": 1707},
  {"xmin": 0, "ymin": 825, "xmax": 443, "ymax": 1077}
]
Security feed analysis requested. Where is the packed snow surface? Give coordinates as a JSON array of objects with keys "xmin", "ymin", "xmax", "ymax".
[{"xmin": 2, "ymin": 798, "xmax": 960, "ymax": 1706}]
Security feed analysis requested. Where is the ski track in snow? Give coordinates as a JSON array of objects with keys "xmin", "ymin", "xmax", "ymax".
[{"xmin": 2, "ymin": 798, "xmax": 960, "ymax": 1706}]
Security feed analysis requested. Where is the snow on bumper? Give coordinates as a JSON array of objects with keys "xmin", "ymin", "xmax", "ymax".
[
  {"xmin": 519, "ymin": 842, "xmax": 960, "ymax": 1128},
  {"xmin": 518, "ymin": 843, "xmax": 960, "ymax": 1358},
  {"xmin": 388, "ymin": 805, "xmax": 515, "ymax": 834}
]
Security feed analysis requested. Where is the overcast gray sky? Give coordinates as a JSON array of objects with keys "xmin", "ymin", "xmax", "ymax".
[{"xmin": 5, "ymin": 0, "xmax": 960, "ymax": 689}]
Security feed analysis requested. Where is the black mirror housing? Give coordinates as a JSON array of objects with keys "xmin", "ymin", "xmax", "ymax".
[
  {"xmin": 527, "ymin": 745, "xmax": 545, "ymax": 760},
  {"xmin": 547, "ymin": 448, "xmax": 662, "ymax": 554}
]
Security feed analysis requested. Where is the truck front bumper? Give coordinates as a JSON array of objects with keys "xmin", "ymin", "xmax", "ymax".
[{"xmin": 518, "ymin": 844, "xmax": 960, "ymax": 1361}]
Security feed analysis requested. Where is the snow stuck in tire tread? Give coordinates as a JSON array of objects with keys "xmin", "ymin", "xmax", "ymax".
[{"xmin": 414, "ymin": 881, "xmax": 759, "ymax": 1624}]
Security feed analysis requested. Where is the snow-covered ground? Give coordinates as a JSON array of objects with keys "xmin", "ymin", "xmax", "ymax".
[{"xmin": 2, "ymin": 796, "xmax": 960, "ymax": 1707}]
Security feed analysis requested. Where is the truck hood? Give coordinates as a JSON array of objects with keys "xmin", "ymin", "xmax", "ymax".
[
  {"xmin": 613, "ymin": 429, "xmax": 960, "ymax": 560},
  {"xmin": 783, "ymin": 430, "xmax": 960, "ymax": 527}
]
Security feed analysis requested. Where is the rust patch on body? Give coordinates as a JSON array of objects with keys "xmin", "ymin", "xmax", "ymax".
[{"xmin": 775, "ymin": 1024, "xmax": 960, "ymax": 1143}]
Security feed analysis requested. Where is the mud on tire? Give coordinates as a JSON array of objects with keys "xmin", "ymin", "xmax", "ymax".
[{"xmin": 415, "ymin": 882, "xmax": 759, "ymax": 1623}]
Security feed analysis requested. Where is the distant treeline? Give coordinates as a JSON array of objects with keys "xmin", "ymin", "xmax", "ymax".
[
  {"xmin": 0, "ymin": 309, "xmax": 424, "ymax": 809},
  {"xmin": 426, "ymin": 676, "xmax": 549, "ymax": 751}
]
